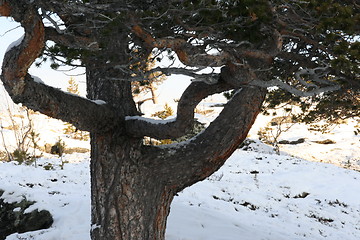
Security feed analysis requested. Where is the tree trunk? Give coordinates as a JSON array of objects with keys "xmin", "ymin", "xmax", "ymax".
[
  {"xmin": 83, "ymin": 30, "xmax": 265, "ymax": 238},
  {"xmin": 86, "ymin": 56, "xmax": 174, "ymax": 239},
  {"xmin": 90, "ymin": 133, "xmax": 174, "ymax": 240},
  {"xmin": 149, "ymin": 83, "xmax": 158, "ymax": 104}
]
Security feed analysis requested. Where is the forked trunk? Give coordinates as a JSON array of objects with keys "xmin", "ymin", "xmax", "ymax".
[
  {"xmin": 84, "ymin": 41, "xmax": 266, "ymax": 239},
  {"xmin": 86, "ymin": 55, "xmax": 174, "ymax": 240},
  {"xmin": 149, "ymin": 84, "xmax": 158, "ymax": 104}
]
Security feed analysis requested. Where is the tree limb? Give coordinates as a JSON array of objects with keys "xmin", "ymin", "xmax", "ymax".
[
  {"xmin": 45, "ymin": 27, "xmax": 100, "ymax": 51},
  {"xmin": 141, "ymin": 86, "xmax": 267, "ymax": 190},
  {"xmin": 249, "ymin": 79, "xmax": 341, "ymax": 97},
  {"xmin": 0, "ymin": 0, "xmax": 117, "ymax": 133},
  {"xmin": 125, "ymin": 80, "xmax": 233, "ymax": 139},
  {"xmin": 131, "ymin": 24, "xmax": 234, "ymax": 67}
]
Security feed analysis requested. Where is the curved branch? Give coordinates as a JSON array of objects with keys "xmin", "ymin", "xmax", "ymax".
[
  {"xmin": 132, "ymin": 24, "xmax": 233, "ymax": 67},
  {"xmin": 125, "ymin": 80, "xmax": 233, "ymax": 139},
  {"xmin": 0, "ymin": 0, "xmax": 117, "ymax": 133},
  {"xmin": 142, "ymin": 86, "xmax": 266, "ymax": 190},
  {"xmin": 129, "ymin": 67, "xmax": 219, "ymax": 84}
]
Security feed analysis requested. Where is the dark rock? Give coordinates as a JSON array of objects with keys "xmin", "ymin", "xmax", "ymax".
[
  {"xmin": 313, "ymin": 139, "xmax": 336, "ymax": 144},
  {"xmin": 278, "ymin": 138, "xmax": 305, "ymax": 145},
  {"xmin": 0, "ymin": 190, "xmax": 53, "ymax": 240},
  {"xmin": 50, "ymin": 145, "xmax": 61, "ymax": 155},
  {"xmin": 290, "ymin": 138, "xmax": 305, "ymax": 144}
]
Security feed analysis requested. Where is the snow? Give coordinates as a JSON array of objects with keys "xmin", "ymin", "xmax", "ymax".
[
  {"xmin": 5, "ymin": 34, "xmax": 24, "ymax": 53},
  {"xmin": 91, "ymin": 99, "xmax": 107, "ymax": 105},
  {"xmin": 31, "ymin": 75, "xmax": 45, "ymax": 84},
  {"xmin": 1, "ymin": 144, "xmax": 359, "ymax": 240},
  {"xmin": 0, "ymin": 97, "xmax": 359, "ymax": 240},
  {"xmin": 125, "ymin": 115, "xmax": 176, "ymax": 124}
]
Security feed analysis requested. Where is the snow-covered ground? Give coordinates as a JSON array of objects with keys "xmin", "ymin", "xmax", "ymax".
[
  {"xmin": 1, "ymin": 143, "xmax": 359, "ymax": 240},
  {"xmin": 0, "ymin": 89, "xmax": 359, "ymax": 240}
]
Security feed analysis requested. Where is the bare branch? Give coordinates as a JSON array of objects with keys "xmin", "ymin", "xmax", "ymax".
[
  {"xmin": 45, "ymin": 27, "xmax": 99, "ymax": 50},
  {"xmin": 131, "ymin": 24, "xmax": 234, "ymax": 67},
  {"xmin": 41, "ymin": 9, "xmax": 64, "ymax": 34},
  {"xmin": 249, "ymin": 79, "xmax": 341, "ymax": 97},
  {"xmin": 0, "ymin": 0, "xmax": 117, "ymax": 133}
]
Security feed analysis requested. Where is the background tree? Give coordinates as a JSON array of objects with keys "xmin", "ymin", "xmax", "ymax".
[
  {"xmin": 66, "ymin": 77, "xmax": 80, "ymax": 95},
  {"xmin": 131, "ymin": 53, "xmax": 166, "ymax": 106},
  {"xmin": 63, "ymin": 77, "xmax": 90, "ymax": 140},
  {"xmin": 0, "ymin": 1, "xmax": 358, "ymax": 240}
]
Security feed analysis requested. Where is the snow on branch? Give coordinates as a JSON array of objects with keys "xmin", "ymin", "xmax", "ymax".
[{"xmin": 40, "ymin": 9, "xmax": 64, "ymax": 34}]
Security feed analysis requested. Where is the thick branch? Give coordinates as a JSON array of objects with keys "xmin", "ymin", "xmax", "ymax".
[
  {"xmin": 132, "ymin": 25, "xmax": 233, "ymax": 67},
  {"xmin": 142, "ymin": 86, "xmax": 266, "ymax": 190},
  {"xmin": 125, "ymin": 81, "xmax": 233, "ymax": 139},
  {"xmin": 16, "ymin": 75, "xmax": 118, "ymax": 132},
  {"xmin": 0, "ymin": 0, "xmax": 117, "ymax": 132}
]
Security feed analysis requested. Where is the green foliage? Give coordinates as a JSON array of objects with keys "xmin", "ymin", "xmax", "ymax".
[
  {"xmin": 43, "ymin": 163, "xmax": 54, "ymax": 171},
  {"xmin": 10, "ymin": 148, "xmax": 37, "ymax": 165},
  {"xmin": 67, "ymin": 77, "xmax": 80, "ymax": 95},
  {"xmin": 36, "ymin": 0, "xmax": 359, "ymax": 127},
  {"xmin": 12, "ymin": 149, "xmax": 30, "ymax": 165},
  {"xmin": 45, "ymin": 44, "xmax": 86, "ymax": 69},
  {"xmin": 264, "ymin": 88, "xmax": 360, "ymax": 126},
  {"xmin": 144, "ymin": 0, "xmax": 273, "ymax": 44},
  {"xmin": 52, "ymin": 138, "xmax": 65, "ymax": 157},
  {"xmin": 305, "ymin": 0, "xmax": 360, "ymax": 33}
]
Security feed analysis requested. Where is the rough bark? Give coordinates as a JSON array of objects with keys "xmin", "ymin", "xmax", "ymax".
[
  {"xmin": 86, "ymin": 60, "xmax": 175, "ymax": 240},
  {"xmin": 0, "ymin": 1, "xmax": 118, "ymax": 133},
  {"xmin": 89, "ymin": 76, "xmax": 265, "ymax": 240},
  {"xmin": 90, "ymin": 133, "xmax": 175, "ymax": 240}
]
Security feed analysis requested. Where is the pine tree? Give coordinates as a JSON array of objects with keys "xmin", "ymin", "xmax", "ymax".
[
  {"xmin": 131, "ymin": 54, "xmax": 166, "ymax": 105},
  {"xmin": 1, "ymin": 1, "xmax": 358, "ymax": 239},
  {"xmin": 67, "ymin": 77, "xmax": 80, "ymax": 95},
  {"xmin": 64, "ymin": 78, "xmax": 89, "ymax": 141}
]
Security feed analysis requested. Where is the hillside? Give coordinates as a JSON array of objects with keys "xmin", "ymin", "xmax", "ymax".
[{"xmin": 0, "ymin": 94, "xmax": 359, "ymax": 240}]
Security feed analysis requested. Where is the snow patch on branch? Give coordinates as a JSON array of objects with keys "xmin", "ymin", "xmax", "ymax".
[
  {"xmin": 125, "ymin": 116, "xmax": 176, "ymax": 125},
  {"xmin": 5, "ymin": 34, "xmax": 24, "ymax": 53},
  {"xmin": 91, "ymin": 99, "xmax": 107, "ymax": 105},
  {"xmin": 31, "ymin": 75, "xmax": 45, "ymax": 84},
  {"xmin": 91, "ymin": 224, "xmax": 101, "ymax": 232}
]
